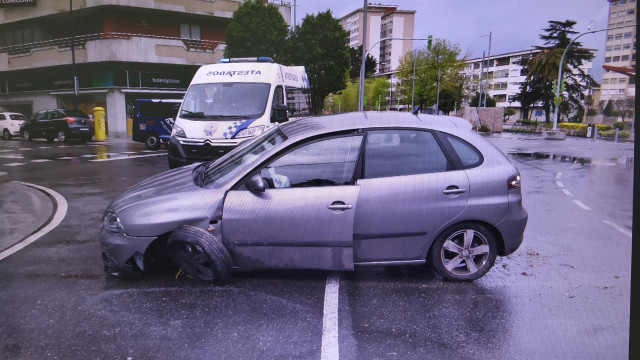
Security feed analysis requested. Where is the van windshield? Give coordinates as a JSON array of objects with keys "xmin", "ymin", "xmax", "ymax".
[{"xmin": 180, "ymin": 83, "xmax": 270, "ymax": 120}]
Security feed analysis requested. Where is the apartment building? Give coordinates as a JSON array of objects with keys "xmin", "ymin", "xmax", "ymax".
[
  {"xmin": 339, "ymin": 4, "xmax": 415, "ymax": 75},
  {"xmin": 463, "ymin": 49, "xmax": 593, "ymax": 120},
  {"xmin": 600, "ymin": 0, "xmax": 636, "ymax": 102},
  {"xmin": 0, "ymin": 0, "xmax": 291, "ymax": 138}
]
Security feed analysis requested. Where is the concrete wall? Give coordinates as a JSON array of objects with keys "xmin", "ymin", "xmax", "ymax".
[
  {"xmin": 456, "ymin": 107, "xmax": 504, "ymax": 132},
  {"xmin": 105, "ymin": 90, "xmax": 127, "ymax": 138}
]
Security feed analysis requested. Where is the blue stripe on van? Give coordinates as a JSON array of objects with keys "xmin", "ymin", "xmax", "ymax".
[{"xmin": 222, "ymin": 118, "xmax": 257, "ymax": 139}]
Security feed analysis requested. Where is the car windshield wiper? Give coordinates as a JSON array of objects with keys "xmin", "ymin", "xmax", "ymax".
[
  {"xmin": 181, "ymin": 110, "xmax": 205, "ymax": 118},
  {"xmin": 204, "ymin": 115, "xmax": 251, "ymax": 120}
]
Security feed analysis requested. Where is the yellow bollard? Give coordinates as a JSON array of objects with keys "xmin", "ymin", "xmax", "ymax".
[
  {"xmin": 127, "ymin": 118, "xmax": 133, "ymax": 137},
  {"xmin": 93, "ymin": 107, "xmax": 107, "ymax": 140}
]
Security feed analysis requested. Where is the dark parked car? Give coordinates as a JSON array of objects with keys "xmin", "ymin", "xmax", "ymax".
[
  {"xmin": 100, "ymin": 112, "xmax": 527, "ymax": 284},
  {"xmin": 21, "ymin": 109, "xmax": 94, "ymax": 143}
]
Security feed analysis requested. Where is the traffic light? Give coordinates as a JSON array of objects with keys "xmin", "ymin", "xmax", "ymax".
[{"xmin": 427, "ymin": 35, "xmax": 433, "ymax": 50}]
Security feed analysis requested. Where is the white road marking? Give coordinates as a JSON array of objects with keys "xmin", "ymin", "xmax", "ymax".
[
  {"xmin": 603, "ymin": 220, "xmax": 632, "ymax": 239},
  {"xmin": 555, "ymin": 172, "xmax": 562, "ymax": 179},
  {"xmin": 555, "ymin": 180, "xmax": 564, "ymax": 188},
  {"xmin": 89, "ymin": 153, "xmax": 166, "ymax": 162},
  {"xmin": 121, "ymin": 151, "xmax": 138, "ymax": 154},
  {"xmin": 321, "ymin": 273, "xmax": 340, "ymax": 360},
  {"xmin": 142, "ymin": 150, "xmax": 155, "ymax": 153},
  {"xmin": 0, "ymin": 171, "xmax": 7, "ymax": 176},
  {"xmin": 0, "ymin": 182, "xmax": 68, "ymax": 261},
  {"xmin": 5, "ymin": 163, "xmax": 26, "ymax": 167},
  {"xmin": 573, "ymin": 200, "xmax": 591, "ymax": 211},
  {"xmin": 38, "ymin": 147, "xmax": 51, "ymax": 149},
  {"xmin": 0, "ymin": 154, "xmax": 24, "ymax": 159},
  {"xmin": 79, "ymin": 154, "xmax": 97, "ymax": 157},
  {"xmin": 18, "ymin": 148, "xmax": 31, "ymax": 151},
  {"xmin": 561, "ymin": 189, "xmax": 573, "ymax": 197},
  {"xmin": 30, "ymin": 159, "xmax": 51, "ymax": 163}
]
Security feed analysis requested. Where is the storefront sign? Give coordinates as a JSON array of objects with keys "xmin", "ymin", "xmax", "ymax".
[
  {"xmin": 0, "ymin": 0, "xmax": 37, "ymax": 8},
  {"xmin": 140, "ymin": 73, "xmax": 189, "ymax": 89}
]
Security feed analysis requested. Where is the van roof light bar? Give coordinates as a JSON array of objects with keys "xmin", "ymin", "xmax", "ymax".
[{"xmin": 218, "ymin": 57, "xmax": 274, "ymax": 63}]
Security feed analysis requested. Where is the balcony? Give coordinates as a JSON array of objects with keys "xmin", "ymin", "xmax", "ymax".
[{"xmin": 0, "ymin": 32, "xmax": 225, "ymax": 71}]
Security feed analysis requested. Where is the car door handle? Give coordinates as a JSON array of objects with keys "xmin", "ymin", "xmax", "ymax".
[
  {"xmin": 328, "ymin": 201, "xmax": 353, "ymax": 211},
  {"xmin": 443, "ymin": 187, "xmax": 466, "ymax": 195}
]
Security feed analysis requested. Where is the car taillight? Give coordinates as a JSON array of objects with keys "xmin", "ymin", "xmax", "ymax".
[
  {"xmin": 64, "ymin": 117, "xmax": 76, "ymax": 124},
  {"xmin": 508, "ymin": 174, "xmax": 521, "ymax": 190}
]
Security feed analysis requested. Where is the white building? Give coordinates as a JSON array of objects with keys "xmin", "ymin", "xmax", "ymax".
[
  {"xmin": 463, "ymin": 49, "xmax": 593, "ymax": 120},
  {"xmin": 600, "ymin": 0, "xmax": 636, "ymax": 102}
]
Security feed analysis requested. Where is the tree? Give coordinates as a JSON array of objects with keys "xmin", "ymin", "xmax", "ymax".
[
  {"xmin": 348, "ymin": 45, "xmax": 378, "ymax": 79},
  {"xmin": 324, "ymin": 77, "xmax": 390, "ymax": 112},
  {"xmin": 603, "ymin": 100, "xmax": 617, "ymax": 117},
  {"xmin": 288, "ymin": 11, "xmax": 351, "ymax": 114},
  {"xmin": 504, "ymin": 108, "xmax": 516, "ymax": 121},
  {"xmin": 224, "ymin": 0, "xmax": 289, "ymax": 62},
  {"xmin": 395, "ymin": 38, "xmax": 467, "ymax": 113},
  {"xmin": 516, "ymin": 20, "xmax": 597, "ymax": 123},
  {"xmin": 614, "ymin": 98, "xmax": 634, "ymax": 122},
  {"xmin": 469, "ymin": 92, "xmax": 496, "ymax": 107}
]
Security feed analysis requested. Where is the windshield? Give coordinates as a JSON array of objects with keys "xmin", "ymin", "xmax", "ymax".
[
  {"xmin": 180, "ymin": 82, "xmax": 270, "ymax": 120},
  {"xmin": 9, "ymin": 114, "xmax": 26, "ymax": 121},
  {"xmin": 202, "ymin": 126, "xmax": 287, "ymax": 188}
]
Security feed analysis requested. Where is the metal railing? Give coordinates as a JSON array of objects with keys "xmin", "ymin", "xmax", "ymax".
[{"xmin": 0, "ymin": 32, "xmax": 225, "ymax": 55}]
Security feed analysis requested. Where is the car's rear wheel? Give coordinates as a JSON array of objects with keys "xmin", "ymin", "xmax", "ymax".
[
  {"xmin": 22, "ymin": 130, "xmax": 32, "ymax": 141},
  {"xmin": 2, "ymin": 129, "xmax": 10, "ymax": 140},
  {"xmin": 167, "ymin": 225, "xmax": 232, "ymax": 285},
  {"xmin": 57, "ymin": 130, "xmax": 68, "ymax": 143},
  {"xmin": 430, "ymin": 222, "xmax": 497, "ymax": 281},
  {"xmin": 145, "ymin": 134, "xmax": 161, "ymax": 150}
]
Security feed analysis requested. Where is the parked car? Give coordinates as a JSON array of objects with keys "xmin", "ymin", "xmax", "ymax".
[
  {"xmin": 0, "ymin": 112, "xmax": 27, "ymax": 140},
  {"xmin": 21, "ymin": 109, "xmax": 94, "ymax": 143},
  {"xmin": 100, "ymin": 112, "xmax": 527, "ymax": 284}
]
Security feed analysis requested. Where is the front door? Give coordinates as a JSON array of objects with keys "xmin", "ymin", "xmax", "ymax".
[{"xmin": 222, "ymin": 134, "xmax": 364, "ymax": 270}]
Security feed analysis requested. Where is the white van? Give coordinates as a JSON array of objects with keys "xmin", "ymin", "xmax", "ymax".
[{"xmin": 168, "ymin": 57, "xmax": 311, "ymax": 168}]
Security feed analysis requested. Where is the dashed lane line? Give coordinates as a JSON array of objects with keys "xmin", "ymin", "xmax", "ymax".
[
  {"xmin": 573, "ymin": 200, "xmax": 591, "ymax": 211},
  {"xmin": 555, "ymin": 172, "xmax": 562, "ymax": 179},
  {"xmin": 321, "ymin": 272, "xmax": 340, "ymax": 360},
  {"xmin": 555, "ymin": 180, "xmax": 564, "ymax": 188},
  {"xmin": 603, "ymin": 220, "xmax": 632, "ymax": 239},
  {"xmin": 561, "ymin": 189, "xmax": 573, "ymax": 197},
  {"xmin": 0, "ymin": 182, "xmax": 68, "ymax": 261}
]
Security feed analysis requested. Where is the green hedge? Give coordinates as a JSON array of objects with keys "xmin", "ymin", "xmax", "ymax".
[
  {"xmin": 558, "ymin": 123, "xmax": 612, "ymax": 137},
  {"xmin": 599, "ymin": 129, "xmax": 630, "ymax": 138}
]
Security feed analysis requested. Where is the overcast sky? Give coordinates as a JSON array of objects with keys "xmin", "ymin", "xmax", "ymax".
[{"xmin": 292, "ymin": 0, "xmax": 610, "ymax": 80}]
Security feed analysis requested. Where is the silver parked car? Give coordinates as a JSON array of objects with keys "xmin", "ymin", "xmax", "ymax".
[{"xmin": 100, "ymin": 112, "xmax": 527, "ymax": 284}]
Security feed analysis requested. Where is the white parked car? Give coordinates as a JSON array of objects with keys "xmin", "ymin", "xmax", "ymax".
[{"xmin": 0, "ymin": 112, "xmax": 27, "ymax": 140}]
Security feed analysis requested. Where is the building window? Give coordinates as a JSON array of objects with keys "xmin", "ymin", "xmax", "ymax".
[
  {"xmin": 621, "ymin": 55, "xmax": 629, "ymax": 61},
  {"xmin": 612, "ymin": 1, "xmax": 618, "ymax": 6},
  {"xmin": 606, "ymin": 45, "xmax": 613, "ymax": 51},
  {"xmin": 610, "ymin": 78, "xmax": 618, "ymax": 84},
  {"xmin": 180, "ymin": 24, "xmax": 201, "ymax": 40},
  {"xmin": 620, "ymin": 0, "xmax": 627, "ymax": 4},
  {"xmin": 618, "ymin": 89, "xmax": 625, "ymax": 94},
  {"xmin": 619, "ymin": 78, "xmax": 627, "ymax": 84},
  {"xmin": 611, "ymin": 12, "xmax": 617, "ymax": 18},
  {"xmin": 627, "ymin": 9, "xmax": 635, "ymax": 15},
  {"xmin": 605, "ymin": 56, "xmax": 612, "ymax": 63},
  {"xmin": 473, "ymin": 63, "xmax": 480, "ymax": 69},
  {"xmin": 623, "ymin": 32, "xmax": 632, "ymax": 38},
  {"xmin": 614, "ymin": 44, "xmax": 622, "ymax": 50},
  {"xmin": 613, "ymin": 56, "xmax": 621, "ymax": 61},
  {"xmin": 607, "ymin": 35, "xmax": 614, "ymax": 41},
  {"xmin": 494, "ymin": 82, "xmax": 508, "ymax": 90},
  {"xmin": 602, "ymin": 78, "xmax": 609, "ymax": 84},
  {"xmin": 623, "ymin": 43, "xmax": 631, "ymax": 49},
  {"xmin": 494, "ymin": 70, "xmax": 509, "ymax": 78},
  {"xmin": 494, "ymin": 94, "xmax": 507, "ymax": 102},
  {"xmin": 615, "ymin": 33, "xmax": 623, "ymax": 40}
]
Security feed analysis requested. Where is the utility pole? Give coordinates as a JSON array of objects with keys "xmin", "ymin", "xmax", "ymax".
[
  {"xmin": 484, "ymin": 31, "xmax": 491, "ymax": 107},
  {"xmin": 70, "ymin": 0, "xmax": 79, "ymax": 110},
  {"xmin": 358, "ymin": 0, "xmax": 368, "ymax": 111}
]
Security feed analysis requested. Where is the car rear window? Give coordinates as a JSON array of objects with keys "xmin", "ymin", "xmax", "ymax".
[
  {"xmin": 9, "ymin": 114, "xmax": 26, "ymax": 120},
  {"xmin": 62, "ymin": 110, "xmax": 89, "ymax": 118},
  {"xmin": 444, "ymin": 134, "xmax": 483, "ymax": 168}
]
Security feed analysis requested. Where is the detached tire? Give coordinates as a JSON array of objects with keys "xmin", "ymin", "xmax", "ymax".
[
  {"xmin": 430, "ymin": 222, "xmax": 497, "ymax": 282},
  {"xmin": 167, "ymin": 225, "xmax": 232, "ymax": 285}
]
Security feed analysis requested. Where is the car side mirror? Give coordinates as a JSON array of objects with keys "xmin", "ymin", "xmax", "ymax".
[
  {"xmin": 272, "ymin": 104, "xmax": 289, "ymax": 123},
  {"xmin": 245, "ymin": 174, "xmax": 265, "ymax": 193}
]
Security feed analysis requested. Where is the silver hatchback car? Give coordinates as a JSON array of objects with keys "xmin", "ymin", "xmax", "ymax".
[{"xmin": 100, "ymin": 112, "xmax": 527, "ymax": 284}]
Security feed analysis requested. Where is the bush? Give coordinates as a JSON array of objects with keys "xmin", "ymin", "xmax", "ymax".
[
  {"xmin": 612, "ymin": 121, "xmax": 625, "ymax": 130},
  {"xmin": 479, "ymin": 125, "xmax": 490, "ymax": 132},
  {"xmin": 599, "ymin": 129, "xmax": 630, "ymax": 138}
]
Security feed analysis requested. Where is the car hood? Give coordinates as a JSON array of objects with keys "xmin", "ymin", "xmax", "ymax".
[{"xmin": 109, "ymin": 164, "xmax": 201, "ymax": 213}]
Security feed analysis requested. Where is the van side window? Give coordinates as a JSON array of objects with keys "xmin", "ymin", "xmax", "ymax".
[
  {"xmin": 273, "ymin": 85, "xmax": 284, "ymax": 106},
  {"xmin": 285, "ymin": 86, "xmax": 312, "ymax": 117}
]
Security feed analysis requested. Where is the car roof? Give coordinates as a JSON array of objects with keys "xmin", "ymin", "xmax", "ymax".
[{"xmin": 279, "ymin": 111, "xmax": 473, "ymax": 139}]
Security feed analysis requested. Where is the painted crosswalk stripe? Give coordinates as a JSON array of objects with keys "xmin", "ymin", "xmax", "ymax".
[
  {"xmin": 31, "ymin": 159, "xmax": 52, "ymax": 163},
  {"xmin": 0, "ymin": 172, "xmax": 7, "ymax": 176},
  {"xmin": 555, "ymin": 180, "xmax": 564, "ymax": 187},
  {"xmin": 89, "ymin": 153, "xmax": 166, "ymax": 162},
  {"xmin": 561, "ymin": 189, "xmax": 573, "ymax": 197},
  {"xmin": 57, "ymin": 157, "xmax": 75, "ymax": 160},
  {"xmin": 5, "ymin": 163, "xmax": 26, "ymax": 167},
  {"xmin": 321, "ymin": 273, "xmax": 340, "ymax": 360}
]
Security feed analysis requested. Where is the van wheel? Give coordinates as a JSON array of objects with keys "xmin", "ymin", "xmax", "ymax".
[
  {"xmin": 430, "ymin": 222, "xmax": 497, "ymax": 281},
  {"xmin": 167, "ymin": 225, "xmax": 232, "ymax": 285},
  {"xmin": 145, "ymin": 134, "xmax": 161, "ymax": 150}
]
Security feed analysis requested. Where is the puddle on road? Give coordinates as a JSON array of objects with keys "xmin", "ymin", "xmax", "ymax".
[{"xmin": 509, "ymin": 152, "xmax": 634, "ymax": 167}]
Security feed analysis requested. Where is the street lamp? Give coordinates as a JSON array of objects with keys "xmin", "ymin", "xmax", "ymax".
[
  {"xmin": 479, "ymin": 32, "xmax": 492, "ymax": 107},
  {"xmin": 70, "ymin": 0, "xmax": 79, "ymax": 110},
  {"xmin": 551, "ymin": 25, "xmax": 634, "ymax": 130},
  {"xmin": 359, "ymin": 36, "xmax": 432, "ymax": 111}
]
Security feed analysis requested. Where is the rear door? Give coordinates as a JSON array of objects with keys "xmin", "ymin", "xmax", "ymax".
[
  {"xmin": 353, "ymin": 129, "xmax": 470, "ymax": 263},
  {"xmin": 222, "ymin": 134, "xmax": 364, "ymax": 270}
]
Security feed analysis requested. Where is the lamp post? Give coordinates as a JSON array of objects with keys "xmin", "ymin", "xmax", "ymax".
[
  {"xmin": 70, "ymin": 0, "xmax": 79, "ymax": 110},
  {"xmin": 479, "ymin": 32, "xmax": 492, "ymax": 107},
  {"xmin": 359, "ymin": 36, "xmax": 431, "ymax": 111},
  {"xmin": 551, "ymin": 25, "xmax": 633, "ymax": 130}
]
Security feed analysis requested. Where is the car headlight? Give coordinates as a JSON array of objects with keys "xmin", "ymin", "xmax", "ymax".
[
  {"xmin": 103, "ymin": 211, "xmax": 124, "ymax": 233},
  {"xmin": 172, "ymin": 124, "xmax": 186, "ymax": 138},
  {"xmin": 235, "ymin": 126, "xmax": 264, "ymax": 139}
]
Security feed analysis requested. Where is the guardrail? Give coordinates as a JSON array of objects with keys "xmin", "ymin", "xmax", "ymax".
[{"xmin": 0, "ymin": 32, "xmax": 225, "ymax": 55}]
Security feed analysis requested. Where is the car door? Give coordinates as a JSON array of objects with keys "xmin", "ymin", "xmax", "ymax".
[
  {"xmin": 353, "ymin": 129, "xmax": 470, "ymax": 264},
  {"xmin": 31, "ymin": 111, "xmax": 47, "ymax": 137},
  {"xmin": 222, "ymin": 134, "xmax": 364, "ymax": 270}
]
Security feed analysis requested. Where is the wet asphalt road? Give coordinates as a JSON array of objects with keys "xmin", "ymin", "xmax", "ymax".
[{"xmin": 0, "ymin": 133, "xmax": 634, "ymax": 359}]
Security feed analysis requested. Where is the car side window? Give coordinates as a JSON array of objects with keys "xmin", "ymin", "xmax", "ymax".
[
  {"xmin": 363, "ymin": 129, "xmax": 449, "ymax": 178},
  {"xmin": 257, "ymin": 135, "xmax": 363, "ymax": 189},
  {"xmin": 0, "ymin": 114, "xmax": 5, "ymax": 120},
  {"xmin": 35, "ymin": 111, "xmax": 46, "ymax": 121},
  {"xmin": 444, "ymin": 133, "xmax": 483, "ymax": 168}
]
